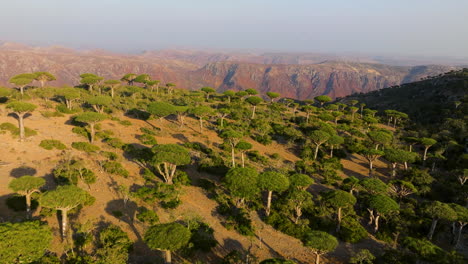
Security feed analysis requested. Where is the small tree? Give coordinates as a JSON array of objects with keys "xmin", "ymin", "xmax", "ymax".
[
  {"xmin": 33, "ymin": 72, "xmax": 56, "ymax": 87},
  {"xmin": 289, "ymin": 173, "xmax": 314, "ymax": 191},
  {"xmin": 8, "ymin": 176, "xmax": 45, "ymax": 217},
  {"xmin": 0, "ymin": 221, "xmax": 52, "ymax": 263},
  {"xmin": 220, "ymin": 129, "xmax": 243, "ymax": 167},
  {"xmin": 314, "ymin": 95, "xmax": 332, "ymax": 107},
  {"xmin": 39, "ymin": 185, "xmax": 93, "ymax": 239},
  {"xmin": 287, "ymin": 190, "xmax": 314, "ymax": 224},
  {"xmin": 80, "ymin": 73, "xmax": 103, "ymax": 92},
  {"xmin": 349, "ymin": 106, "xmax": 359, "ymax": 122},
  {"xmin": 145, "ymin": 80, "xmax": 161, "ymax": 93},
  {"xmin": 359, "ymin": 178, "xmax": 388, "ymax": 195},
  {"xmin": 235, "ymin": 141, "xmax": 252, "ymax": 168},
  {"xmin": 217, "ymin": 108, "xmax": 231, "ymax": 128},
  {"xmin": 9, "ymin": 73, "xmax": 35, "ymax": 95},
  {"xmin": 424, "ymin": 201, "xmax": 457, "ymax": 240},
  {"xmin": 104, "ymin": 80, "xmax": 121, "ymax": 98},
  {"xmin": 166, "ymin": 82, "xmax": 176, "ymax": 94},
  {"xmin": 6, "ymin": 101, "xmax": 37, "ymax": 141},
  {"xmin": 384, "ymin": 148, "xmax": 416, "ymax": 175},
  {"xmin": 245, "ymin": 88, "xmax": 258, "ymax": 96},
  {"xmin": 367, "ymin": 195, "xmax": 399, "ymax": 232},
  {"xmin": 134, "ymin": 74, "xmax": 151, "ymax": 85},
  {"xmin": 224, "ymin": 167, "xmax": 259, "ymax": 207},
  {"xmin": 419, "ymin": 138, "xmax": 437, "ymax": 162},
  {"xmin": 144, "ymin": 222, "xmax": 191, "ymax": 264},
  {"xmin": 188, "ymin": 105, "xmax": 213, "ymax": 133},
  {"xmin": 367, "ymin": 131, "xmax": 393, "ymax": 150},
  {"xmin": 360, "ymin": 149, "xmax": 384, "ymax": 176},
  {"xmin": 258, "ymin": 171, "xmax": 290, "ymax": 216},
  {"xmin": 388, "ymin": 180, "xmax": 416, "ymax": 201},
  {"xmin": 246, "ymin": 96, "xmax": 263, "ymax": 119},
  {"xmin": 450, "ymin": 203, "xmax": 468, "ymax": 248},
  {"xmin": 58, "ymin": 87, "xmax": 81, "ymax": 110},
  {"xmin": 327, "ymin": 135, "xmax": 344, "ymax": 158},
  {"xmin": 322, "ymin": 190, "xmax": 357, "ymax": 232},
  {"xmin": 87, "ymin": 95, "xmax": 112, "ymax": 113},
  {"xmin": 266, "ymin": 91, "xmax": 280, "ymax": 102},
  {"xmin": 201, "ymin": 86, "xmax": 216, "ymax": 100},
  {"xmin": 121, "ymin": 73, "xmax": 137, "ymax": 85},
  {"xmin": 310, "ymin": 130, "xmax": 330, "ymax": 160},
  {"xmin": 151, "ymin": 144, "xmax": 191, "ymax": 184},
  {"xmin": 75, "ymin": 112, "xmax": 107, "ymax": 143},
  {"xmin": 303, "ymin": 231, "xmax": 338, "ymax": 264},
  {"xmin": 302, "ymin": 105, "xmax": 317, "ymax": 124},
  {"xmin": 223, "ymin": 90, "xmax": 236, "ymax": 103}
]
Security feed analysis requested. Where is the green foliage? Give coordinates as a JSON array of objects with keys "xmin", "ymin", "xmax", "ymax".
[
  {"xmin": 96, "ymin": 224, "xmax": 132, "ymax": 264},
  {"xmin": 224, "ymin": 167, "xmax": 260, "ymax": 203},
  {"xmin": 8, "ymin": 176, "xmax": 45, "ymax": 195},
  {"xmin": 136, "ymin": 207, "xmax": 159, "ymax": 225},
  {"xmin": 7, "ymin": 101, "xmax": 37, "ymax": 113},
  {"xmin": 245, "ymin": 96, "xmax": 263, "ymax": 106},
  {"xmin": 138, "ymin": 133, "xmax": 158, "ymax": 145},
  {"xmin": 101, "ymin": 161, "xmax": 129, "ymax": 178},
  {"xmin": 0, "ymin": 221, "xmax": 52, "ymax": 264},
  {"xmin": 314, "ymin": 95, "xmax": 332, "ymax": 105},
  {"xmin": 152, "ymin": 144, "xmax": 191, "ymax": 166},
  {"xmin": 105, "ymin": 137, "xmax": 125, "ymax": 149},
  {"xmin": 349, "ymin": 249, "xmax": 375, "ymax": 264},
  {"xmin": 303, "ymin": 230, "xmax": 338, "ymax": 253},
  {"xmin": 289, "ymin": 173, "xmax": 314, "ymax": 190},
  {"xmin": 360, "ymin": 178, "xmax": 388, "ymax": 194},
  {"xmin": 40, "ymin": 185, "xmax": 94, "ymax": 210},
  {"xmin": 72, "ymin": 142, "xmax": 100, "ymax": 152},
  {"xmin": 147, "ymin": 101, "xmax": 176, "ymax": 118},
  {"xmin": 75, "ymin": 112, "xmax": 107, "ymax": 124},
  {"xmin": 53, "ymin": 159, "xmax": 96, "ymax": 186},
  {"xmin": 368, "ymin": 195, "xmax": 399, "ymax": 215},
  {"xmin": 260, "ymin": 258, "xmax": 296, "ymax": 264},
  {"xmin": 338, "ymin": 217, "xmax": 368, "ymax": 243},
  {"xmin": 39, "ymin": 139, "xmax": 66, "ymax": 150},
  {"xmin": 144, "ymin": 222, "xmax": 191, "ymax": 251},
  {"xmin": 258, "ymin": 171, "xmax": 290, "ymax": 193}
]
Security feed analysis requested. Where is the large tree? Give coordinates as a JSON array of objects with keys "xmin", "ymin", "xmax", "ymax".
[
  {"xmin": 6, "ymin": 101, "xmax": 37, "ymax": 141},
  {"xmin": 450, "ymin": 203, "xmax": 468, "ymax": 248},
  {"xmin": 104, "ymin": 80, "xmax": 121, "ymax": 98},
  {"xmin": 384, "ymin": 148, "xmax": 417, "ymax": 175},
  {"xmin": 39, "ymin": 185, "xmax": 93, "ymax": 239},
  {"xmin": 144, "ymin": 222, "xmax": 191, "ymax": 264},
  {"xmin": 266, "ymin": 91, "xmax": 280, "ymax": 102},
  {"xmin": 80, "ymin": 73, "xmax": 103, "ymax": 92},
  {"xmin": 151, "ymin": 144, "xmax": 191, "ymax": 184},
  {"xmin": 322, "ymin": 190, "xmax": 357, "ymax": 232},
  {"xmin": 367, "ymin": 195, "xmax": 399, "ymax": 232},
  {"xmin": 0, "ymin": 221, "xmax": 52, "ymax": 263},
  {"xmin": 310, "ymin": 130, "xmax": 330, "ymax": 160},
  {"xmin": 314, "ymin": 95, "xmax": 332, "ymax": 107},
  {"xmin": 258, "ymin": 171, "xmax": 290, "ymax": 216},
  {"xmin": 235, "ymin": 141, "xmax": 252, "ymax": 168},
  {"xmin": 33, "ymin": 72, "xmax": 56, "ymax": 87},
  {"xmin": 419, "ymin": 138, "xmax": 437, "ymax": 162},
  {"xmin": 360, "ymin": 149, "xmax": 384, "ymax": 176},
  {"xmin": 424, "ymin": 201, "xmax": 457, "ymax": 240},
  {"xmin": 201, "ymin": 86, "xmax": 216, "ymax": 100},
  {"xmin": 220, "ymin": 129, "xmax": 243, "ymax": 167},
  {"xmin": 86, "ymin": 95, "xmax": 112, "ymax": 113},
  {"xmin": 8, "ymin": 176, "xmax": 45, "ymax": 217},
  {"xmin": 367, "ymin": 131, "xmax": 393, "ymax": 150},
  {"xmin": 246, "ymin": 96, "xmax": 263, "ymax": 119},
  {"xmin": 9, "ymin": 73, "xmax": 35, "ymax": 95},
  {"xmin": 120, "ymin": 73, "xmax": 137, "ymax": 85},
  {"xmin": 224, "ymin": 167, "xmax": 259, "ymax": 207},
  {"xmin": 147, "ymin": 102, "xmax": 177, "ymax": 122},
  {"xmin": 58, "ymin": 87, "xmax": 81, "ymax": 110},
  {"xmin": 75, "ymin": 112, "xmax": 107, "ymax": 143},
  {"xmin": 188, "ymin": 105, "xmax": 213, "ymax": 133},
  {"xmin": 303, "ymin": 231, "xmax": 338, "ymax": 264}
]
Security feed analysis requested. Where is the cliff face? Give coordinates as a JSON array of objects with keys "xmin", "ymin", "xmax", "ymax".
[
  {"xmin": 189, "ymin": 61, "xmax": 456, "ymax": 99},
  {"xmin": 0, "ymin": 45, "xmax": 458, "ymax": 100}
]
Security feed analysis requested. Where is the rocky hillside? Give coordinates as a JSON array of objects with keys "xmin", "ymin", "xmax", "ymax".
[{"xmin": 0, "ymin": 43, "xmax": 458, "ymax": 99}]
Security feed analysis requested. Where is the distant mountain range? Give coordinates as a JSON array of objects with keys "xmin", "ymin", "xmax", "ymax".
[{"xmin": 0, "ymin": 42, "xmax": 462, "ymax": 100}]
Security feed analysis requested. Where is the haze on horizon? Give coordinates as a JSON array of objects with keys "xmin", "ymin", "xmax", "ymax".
[{"xmin": 1, "ymin": 0, "xmax": 467, "ymax": 58}]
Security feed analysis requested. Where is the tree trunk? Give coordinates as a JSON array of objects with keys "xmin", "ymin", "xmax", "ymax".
[
  {"xmin": 404, "ymin": 162, "xmax": 408, "ymax": 170},
  {"xmin": 374, "ymin": 215, "xmax": 380, "ymax": 232},
  {"xmin": 111, "ymin": 88, "xmax": 115, "ymax": 98},
  {"xmin": 367, "ymin": 209, "xmax": 375, "ymax": 225},
  {"xmin": 61, "ymin": 209, "xmax": 68, "ymax": 239},
  {"xmin": 330, "ymin": 146, "xmax": 334, "ymax": 158},
  {"xmin": 20, "ymin": 85, "xmax": 25, "ymax": 96},
  {"xmin": 306, "ymin": 112, "xmax": 310, "ymax": 124},
  {"xmin": 314, "ymin": 145, "xmax": 320, "ymax": 160},
  {"xmin": 18, "ymin": 114, "xmax": 25, "ymax": 142},
  {"xmin": 351, "ymin": 112, "xmax": 355, "ymax": 122},
  {"xmin": 26, "ymin": 194, "xmax": 32, "ymax": 218},
  {"xmin": 199, "ymin": 117, "xmax": 203, "ymax": 133},
  {"xmin": 315, "ymin": 253, "xmax": 321, "ymax": 264},
  {"xmin": 455, "ymin": 223, "xmax": 466, "ymax": 248},
  {"xmin": 241, "ymin": 152, "xmax": 245, "ymax": 168},
  {"xmin": 220, "ymin": 116, "xmax": 225, "ymax": 127},
  {"xmin": 428, "ymin": 218, "xmax": 438, "ymax": 240},
  {"xmin": 391, "ymin": 163, "xmax": 397, "ymax": 177},
  {"xmin": 336, "ymin": 207, "xmax": 342, "ymax": 232},
  {"xmin": 266, "ymin": 190, "xmax": 272, "ymax": 216},
  {"xmin": 251, "ymin": 106, "xmax": 256, "ymax": 119},
  {"xmin": 164, "ymin": 250, "xmax": 172, "ymax": 264},
  {"xmin": 40, "ymin": 80, "xmax": 45, "ymax": 88},
  {"xmin": 423, "ymin": 147, "xmax": 429, "ymax": 161},
  {"xmin": 369, "ymin": 161, "xmax": 373, "ymax": 176},
  {"xmin": 89, "ymin": 123, "xmax": 95, "ymax": 143},
  {"xmin": 231, "ymin": 145, "xmax": 236, "ymax": 168}
]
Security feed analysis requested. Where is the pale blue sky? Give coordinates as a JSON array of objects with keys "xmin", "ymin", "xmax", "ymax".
[{"xmin": 1, "ymin": 0, "xmax": 467, "ymax": 57}]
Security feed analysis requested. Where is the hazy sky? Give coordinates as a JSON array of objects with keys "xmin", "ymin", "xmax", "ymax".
[{"xmin": 1, "ymin": 0, "xmax": 467, "ymax": 57}]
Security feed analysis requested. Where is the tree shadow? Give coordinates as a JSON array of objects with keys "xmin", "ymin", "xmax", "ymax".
[
  {"xmin": 105, "ymin": 199, "xmax": 142, "ymax": 242},
  {"xmin": 10, "ymin": 166, "xmax": 37, "ymax": 178},
  {"xmin": 172, "ymin": 133, "xmax": 189, "ymax": 143}
]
